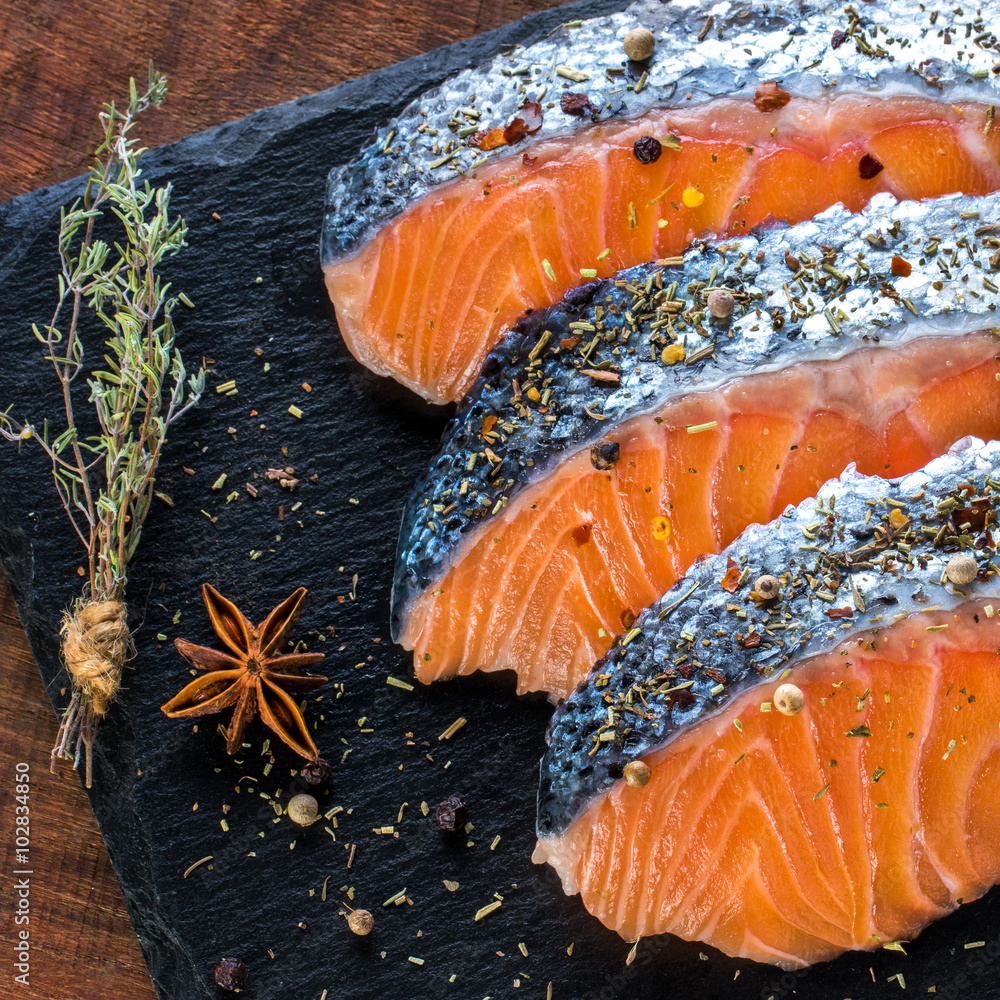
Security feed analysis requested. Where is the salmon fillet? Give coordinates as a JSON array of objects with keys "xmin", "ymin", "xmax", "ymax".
[
  {"xmin": 392, "ymin": 192, "xmax": 1000, "ymax": 701},
  {"xmin": 534, "ymin": 439, "xmax": 1000, "ymax": 968},
  {"xmin": 325, "ymin": 96, "xmax": 1000, "ymax": 404}
]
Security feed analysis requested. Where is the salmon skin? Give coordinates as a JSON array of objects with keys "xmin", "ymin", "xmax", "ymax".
[
  {"xmin": 534, "ymin": 437, "xmax": 1000, "ymax": 967},
  {"xmin": 321, "ymin": 0, "xmax": 1000, "ymax": 402},
  {"xmin": 391, "ymin": 191, "xmax": 1000, "ymax": 698}
]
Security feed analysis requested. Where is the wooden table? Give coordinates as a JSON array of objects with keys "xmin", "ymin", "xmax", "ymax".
[{"xmin": 0, "ymin": 3, "xmax": 566, "ymax": 995}]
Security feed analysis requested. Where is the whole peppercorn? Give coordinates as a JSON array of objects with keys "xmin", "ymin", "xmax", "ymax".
[
  {"xmin": 435, "ymin": 795, "xmax": 468, "ymax": 832},
  {"xmin": 590, "ymin": 440, "xmax": 621, "ymax": 470},
  {"xmin": 946, "ymin": 553, "xmax": 978, "ymax": 586},
  {"xmin": 287, "ymin": 793, "xmax": 319, "ymax": 826},
  {"xmin": 623, "ymin": 760, "xmax": 651, "ymax": 788},
  {"xmin": 214, "ymin": 957, "xmax": 249, "ymax": 992},
  {"xmin": 774, "ymin": 683, "xmax": 805, "ymax": 717},
  {"xmin": 707, "ymin": 289, "xmax": 735, "ymax": 319},
  {"xmin": 632, "ymin": 135, "xmax": 662, "ymax": 165},
  {"xmin": 347, "ymin": 908, "xmax": 375, "ymax": 936},
  {"xmin": 623, "ymin": 26, "xmax": 656, "ymax": 61},
  {"xmin": 753, "ymin": 574, "xmax": 780, "ymax": 601},
  {"xmin": 302, "ymin": 757, "xmax": 332, "ymax": 786},
  {"xmin": 858, "ymin": 153, "xmax": 884, "ymax": 179}
]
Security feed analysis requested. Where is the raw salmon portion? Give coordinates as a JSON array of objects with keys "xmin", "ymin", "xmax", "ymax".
[
  {"xmin": 535, "ymin": 603, "xmax": 1000, "ymax": 967},
  {"xmin": 399, "ymin": 335, "xmax": 1000, "ymax": 701},
  {"xmin": 326, "ymin": 95, "xmax": 1000, "ymax": 403},
  {"xmin": 534, "ymin": 438, "xmax": 1000, "ymax": 967}
]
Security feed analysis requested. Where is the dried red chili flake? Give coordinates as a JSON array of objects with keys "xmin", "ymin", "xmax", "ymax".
[
  {"xmin": 736, "ymin": 632, "xmax": 762, "ymax": 650},
  {"xmin": 831, "ymin": 29, "xmax": 847, "ymax": 48},
  {"xmin": 561, "ymin": 92, "xmax": 595, "ymax": 116},
  {"xmin": 503, "ymin": 101, "xmax": 544, "ymax": 145},
  {"xmin": 468, "ymin": 127, "xmax": 507, "ymax": 150},
  {"xmin": 858, "ymin": 153, "xmax": 884, "ymax": 179},
  {"xmin": 784, "ymin": 251, "xmax": 801, "ymax": 272},
  {"xmin": 632, "ymin": 135, "xmax": 662, "ymax": 164},
  {"xmin": 753, "ymin": 81, "xmax": 791, "ymax": 113},
  {"xmin": 673, "ymin": 688, "xmax": 696, "ymax": 710},
  {"xmin": 482, "ymin": 414, "xmax": 497, "ymax": 436},
  {"xmin": 522, "ymin": 152, "xmax": 538, "ymax": 167},
  {"xmin": 560, "ymin": 335, "xmax": 581, "ymax": 350},
  {"xmin": 890, "ymin": 255, "xmax": 912, "ymax": 277},
  {"xmin": 827, "ymin": 607, "xmax": 854, "ymax": 620},
  {"xmin": 620, "ymin": 608, "xmax": 636, "ymax": 630},
  {"xmin": 951, "ymin": 497, "xmax": 995, "ymax": 532},
  {"xmin": 703, "ymin": 666, "xmax": 726, "ymax": 684},
  {"xmin": 572, "ymin": 523, "xmax": 593, "ymax": 546},
  {"xmin": 720, "ymin": 557, "xmax": 742, "ymax": 593},
  {"xmin": 677, "ymin": 662, "xmax": 694, "ymax": 679}
]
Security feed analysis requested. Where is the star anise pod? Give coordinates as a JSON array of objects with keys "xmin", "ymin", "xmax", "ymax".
[{"xmin": 161, "ymin": 584, "xmax": 328, "ymax": 759}]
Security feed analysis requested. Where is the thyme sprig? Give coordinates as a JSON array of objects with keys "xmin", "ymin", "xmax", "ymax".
[{"xmin": 1, "ymin": 64, "xmax": 205, "ymax": 785}]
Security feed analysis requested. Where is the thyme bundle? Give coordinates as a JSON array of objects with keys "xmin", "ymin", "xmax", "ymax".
[{"xmin": 0, "ymin": 65, "xmax": 205, "ymax": 786}]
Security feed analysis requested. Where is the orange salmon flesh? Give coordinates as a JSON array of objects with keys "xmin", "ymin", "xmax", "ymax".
[
  {"xmin": 532, "ymin": 602, "xmax": 1000, "ymax": 968},
  {"xmin": 398, "ymin": 333, "xmax": 1000, "ymax": 701},
  {"xmin": 325, "ymin": 95, "xmax": 1000, "ymax": 403}
]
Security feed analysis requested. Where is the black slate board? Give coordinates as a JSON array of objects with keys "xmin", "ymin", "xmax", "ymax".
[{"xmin": 3, "ymin": 2, "xmax": 1000, "ymax": 998}]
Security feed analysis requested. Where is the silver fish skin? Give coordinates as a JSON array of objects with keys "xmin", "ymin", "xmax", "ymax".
[
  {"xmin": 536, "ymin": 436, "xmax": 1000, "ymax": 839},
  {"xmin": 390, "ymin": 190, "xmax": 1000, "ymax": 638},
  {"xmin": 322, "ymin": 0, "xmax": 1000, "ymax": 261}
]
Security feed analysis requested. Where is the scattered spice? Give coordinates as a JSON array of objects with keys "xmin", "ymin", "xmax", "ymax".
[
  {"xmin": 774, "ymin": 683, "xmax": 805, "ymax": 717},
  {"xmin": 720, "ymin": 558, "xmax": 742, "ymax": 593},
  {"xmin": 623, "ymin": 760, "xmax": 651, "ymax": 788},
  {"xmin": 214, "ymin": 957, "xmax": 249, "ymax": 992},
  {"xmin": 632, "ymin": 136, "xmax": 662, "ymax": 165},
  {"xmin": 753, "ymin": 81, "xmax": 791, "ymax": 113},
  {"xmin": 303, "ymin": 757, "xmax": 332, "ymax": 786},
  {"xmin": 858, "ymin": 154, "xmax": 884, "ymax": 179},
  {"xmin": 475, "ymin": 900, "xmax": 502, "ymax": 922},
  {"xmin": 590, "ymin": 440, "xmax": 621, "ymax": 470},
  {"xmin": 561, "ymin": 93, "xmax": 595, "ymax": 117},
  {"xmin": 182, "ymin": 855, "xmax": 213, "ymax": 878},
  {"xmin": 682, "ymin": 186, "xmax": 705, "ymax": 208},
  {"xmin": 753, "ymin": 575, "xmax": 780, "ymax": 601},
  {"xmin": 161, "ymin": 585, "xmax": 327, "ymax": 759},
  {"xmin": 438, "ymin": 717, "xmax": 467, "ymax": 741},
  {"xmin": 287, "ymin": 794, "xmax": 319, "ymax": 826},
  {"xmin": 831, "ymin": 29, "xmax": 847, "ymax": 48},
  {"xmin": 784, "ymin": 251, "xmax": 801, "ymax": 272},
  {"xmin": 623, "ymin": 26, "xmax": 655, "ymax": 61},
  {"xmin": 435, "ymin": 796, "xmax": 468, "ymax": 832},
  {"xmin": 945, "ymin": 553, "xmax": 978, "ymax": 585},
  {"xmin": 890, "ymin": 255, "xmax": 912, "ymax": 278},
  {"xmin": 707, "ymin": 288, "xmax": 735, "ymax": 318},
  {"xmin": 347, "ymin": 908, "xmax": 375, "ymax": 936}
]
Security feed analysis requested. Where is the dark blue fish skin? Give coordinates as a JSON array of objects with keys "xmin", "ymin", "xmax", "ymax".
[
  {"xmin": 390, "ymin": 191, "xmax": 1000, "ymax": 641},
  {"xmin": 322, "ymin": 0, "xmax": 1000, "ymax": 262},
  {"xmin": 536, "ymin": 437, "xmax": 1000, "ymax": 839}
]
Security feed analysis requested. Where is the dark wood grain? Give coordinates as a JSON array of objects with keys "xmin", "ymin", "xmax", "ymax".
[
  {"xmin": 0, "ymin": 1, "xmax": 567, "ymax": 995},
  {"xmin": 0, "ymin": 0, "xmax": 569, "ymax": 203}
]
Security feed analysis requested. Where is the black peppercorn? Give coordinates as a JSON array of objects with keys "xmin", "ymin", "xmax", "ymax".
[
  {"xmin": 632, "ymin": 135, "xmax": 662, "ymax": 165},
  {"xmin": 302, "ymin": 757, "xmax": 332, "ymax": 786},
  {"xmin": 590, "ymin": 440, "xmax": 621, "ymax": 470},
  {"xmin": 435, "ymin": 796, "xmax": 468, "ymax": 832},
  {"xmin": 214, "ymin": 957, "xmax": 249, "ymax": 992},
  {"xmin": 858, "ymin": 153, "xmax": 884, "ymax": 179}
]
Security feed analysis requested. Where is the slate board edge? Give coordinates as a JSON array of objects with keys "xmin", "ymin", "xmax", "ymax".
[{"xmin": 0, "ymin": 1, "xmax": 631, "ymax": 997}]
